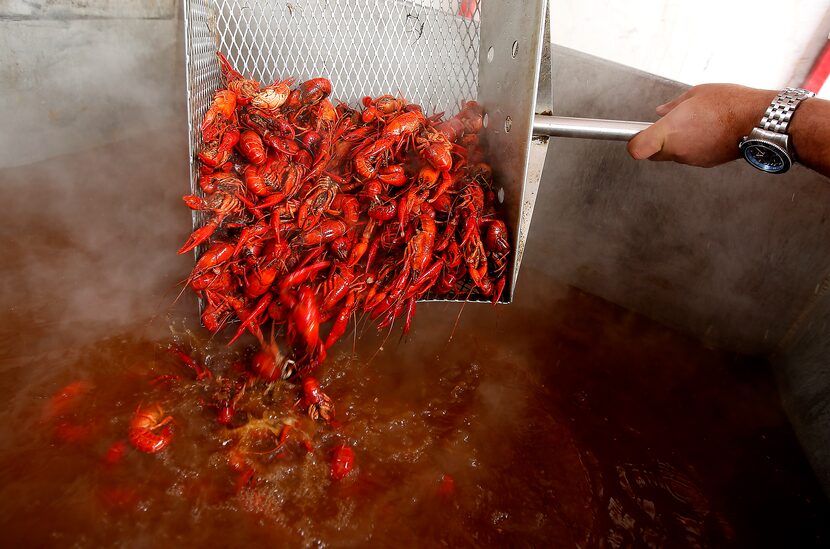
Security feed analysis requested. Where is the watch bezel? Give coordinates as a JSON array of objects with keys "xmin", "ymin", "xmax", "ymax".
[{"xmin": 739, "ymin": 138, "xmax": 791, "ymax": 174}]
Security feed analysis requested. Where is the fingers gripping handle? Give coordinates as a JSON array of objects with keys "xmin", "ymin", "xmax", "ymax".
[{"xmin": 533, "ymin": 114, "xmax": 652, "ymax": 141}]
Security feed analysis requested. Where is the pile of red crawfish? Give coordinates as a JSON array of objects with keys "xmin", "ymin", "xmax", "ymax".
[
  {"xmin": 184, "ymin": 52, "xmax": 510, "ymax": 372},
  {"xmin": 42, "ymin": 52, "xmax": 510, "ymax": 497}
]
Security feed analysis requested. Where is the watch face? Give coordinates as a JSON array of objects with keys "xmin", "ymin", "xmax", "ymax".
[{"xmin": 741, "ymin": 140, "xmax": 791, "ymax": 174}]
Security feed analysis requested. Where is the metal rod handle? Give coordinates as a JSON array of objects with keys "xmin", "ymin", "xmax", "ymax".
[{"xmin": 533, "ymin": 114, "xmax": 652, "ymax": 141}]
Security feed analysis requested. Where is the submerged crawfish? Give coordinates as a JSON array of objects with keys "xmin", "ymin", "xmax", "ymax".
[
  {"xmin": 299, "ymin": 376, "xmax": 334, "ymax": 422},
  {"xmin": 128, "ymin": 403, "xmax": 173, "ymax": 454}
]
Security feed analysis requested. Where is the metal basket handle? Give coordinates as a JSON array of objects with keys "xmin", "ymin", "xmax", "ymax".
[{"xmin": 533, "ymin": 115, "xmax": 652, "ymax": 141}]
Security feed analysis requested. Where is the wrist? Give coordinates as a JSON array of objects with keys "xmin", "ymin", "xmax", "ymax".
[
  {"xmin": 735, "ymin": 89, "xmax": 777, "ymax": 137},
  {"xmin": 787, "ymin": 97, "xmax": 817, "ymax": 161},
  {"xmin": 738, "ymin": 88, "xmax": 816, "ymax": 174}
]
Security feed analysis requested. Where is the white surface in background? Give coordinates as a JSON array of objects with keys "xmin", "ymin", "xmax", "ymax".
[{"xmin": 552, "ymin": 0, "xmax": 830, "ymax": 98}]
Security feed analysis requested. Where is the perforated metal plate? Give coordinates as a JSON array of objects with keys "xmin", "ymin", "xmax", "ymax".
[{"xmin": 183, "ymin": 0, "xmax": 549, "ymax": 303}]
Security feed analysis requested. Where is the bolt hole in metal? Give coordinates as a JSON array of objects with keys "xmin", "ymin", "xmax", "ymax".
[
  {"xmin": 511, "ymin": 40, "xmax": 518, "ymax": 58},
  {"xmin": 487, "ymin": 45, "xmax": 494, "ymax": 62},
  {"xmin": 504, "ymin": 115, "xmax": 512, "ymax": 133}
]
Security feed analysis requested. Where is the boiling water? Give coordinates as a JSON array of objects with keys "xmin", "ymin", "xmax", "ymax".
[{"xmin": 0, "ymin": 134, "xmax": 827, "ymax": 547}]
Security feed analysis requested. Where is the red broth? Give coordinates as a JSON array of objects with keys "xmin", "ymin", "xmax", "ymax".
[{"xmin": 0, "ymin": 134, "xmax": 827, "ymax": 546}]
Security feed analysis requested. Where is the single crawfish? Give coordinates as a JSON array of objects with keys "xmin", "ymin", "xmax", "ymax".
[
  {"xmin": 251, "ymin": 331, "xmax": 291, "ymax": 382},
  {"xmin": 382, "ymin": 110, "xmax": 425, "ymax": 138},
  {"xmin": 328, "ymin": 193, "xmax": 360, "ymax": 226},
  {"xmin": 179, "ymin": 192, "xmax": 244, "ymax": 254},
  {"xmin": 297, "ymin": 176, "xmax": 339, "ymax": 230},
  {"xmin": 299, "ymin": 376, "xmax": 334, "ymax": 422},
  {"xmin": 212, "ymin": 376, "xmax": 248, "ymax": 426},
  {"xmin": 169, "ymin": 346, "xmax": 213, "ymax": 381},
  {"xmin": 251, "ymin": 78, "xmax": 294, "ymax": 112},
  {"xmin": 416, "ymin": 127, "xmax": 453, "ymax": 172},
  {"xmin": 361, "ymin": 94, "xmax": 405, "ymax": 123},
  {"xmin": 484, "ymin": 220, "xmax": 510, "ymax": 272},
  {"xmin": 217, "ymin": 51, "xmax": 260, "ymax": 105},
  {"xmin": 346, "ymin": 220, "xmax": 376, "ymax": 267},
  {"xmin": 456, "ymin": 180, "xmax": 485, "ymax": 246},
  {"xmin": 284, "ymin": 285, "xmax": 323, "ymax": 362},
  {"xmin": 330, "ymin": 445, "xmax": 355, "ymax": 480},
  {"xmin": 198, "ymin": 139, "xmax": 232, "ymax": 169},
  {"xmin": 462, "ymin": 237, "xmax": 493, "ymax": 296},
  {"xmin": 321, "ymin": 265, "xmax": 358, "ymax": 311},
  {"xmin": 405, "ymin": 213, "xmax": 437, "ymax": 281},
  {"xmin": 202, "ymin": 90, "xmax": 237, "ymax": 142},
  {"xmin": 353, "ymin": 111, "xmax": 426, "ymax": 178},
  {"xmin": 238, "ymin": 130, "xmax": 267, "ymax": 165},
  {"xmin": 367, "ymin": 195, "xmax": 397, "ymax": 222},
  {"xmin": 128, "ymin": 403, "xmax": 173, "ymax": 454},
  {"xmin": 239, "ymin": 105, "xmax": 276, "ymax": 136},
  {"xmin": 296, "ymin": 219, "xmax": 348, "ymax": 247},
  {"xmin": 193, "ymin": 241, "xmax": 235, "ymax": 273},
  {"xmin": 377, "ymin": 164, "xmax": 407, "ymax": 187},
  {"xmin": 324, "ymin": 291, "xmax": 357, "ymax": 349},
  {"xmin": 243, "ymin": 257, "xmax": 280, "ymax": 298},
  {"xmin": 375, "ymin": 94, "xmax": 405, "ymax": 116},
  {"xmin": 483, "ymin": 219, "xmax": 510, "ymax": 302},
  {"xmin": 435, "ymin": 100, "xmax": 484, "ymax": 142},
  {"xmin": 329, "ymin": 232, "xmax": 353, "ymax": 261},
  {"xmin": 199, "ymin": 171, "xmax": 244, "ymax": 195},
  {"xmin": 190, "ymin": 264, "xmax": 234, "ymax": 293},
  {"xmin": 253, "ymin": 160, "xmax": 306, "ymax": 210},
  {"xmin": 352, "ymin": 136, "xmax": 396, "ymax": 179},
  {"xmin": 200, "ymin": 290, "xmax": 243, "ymax": 332},
  {"xmin": 315, "ymin": 99, "xmax": 338, "ymax": 131},
  {"xmin": 298, "ymin": 77, "xmax": 332, "ymax": 106}
]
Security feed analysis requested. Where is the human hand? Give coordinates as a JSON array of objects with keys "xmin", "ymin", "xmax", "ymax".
[{"xmin": 627, "ymin": 84, "xmax": 777, "ymax": 168}]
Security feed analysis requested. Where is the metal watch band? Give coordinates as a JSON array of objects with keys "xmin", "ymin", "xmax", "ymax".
[{"xmin": 759, "ymin": 87, "xmax": 816, "ymax": 134}]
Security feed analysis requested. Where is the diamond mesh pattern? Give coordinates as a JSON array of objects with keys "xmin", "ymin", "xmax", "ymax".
[
  {"xmin": 185, "ymin": 0, "xmax": 481, "ymax": 204},
  {"xmin": 183, "ymin": 0, "xmax": 488, "ymax": 302}
]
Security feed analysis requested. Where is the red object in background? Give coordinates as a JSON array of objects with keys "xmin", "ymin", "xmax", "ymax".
[
  {"xmin": 437, "ymin": 474, "xmax": 456, "ymax": 498},
  {"xmin": 104, "ymin": 440, "xmax": 128, "ymax": 466},
  {"xmin": 330, "ymin": 445, "xmax": 355, "ymax": 480},
  {"xmin": 802, "ymin": 39, "xmax": 830, "ymax": 93},
  {"xmin": 458, "ymin": 0, "xmax": 477, "ymax": 19}
]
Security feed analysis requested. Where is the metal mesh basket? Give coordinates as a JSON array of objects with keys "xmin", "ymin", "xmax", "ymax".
[{"xmin": 184, "ymin": 0, "xmax": 554, "ymax": 303}]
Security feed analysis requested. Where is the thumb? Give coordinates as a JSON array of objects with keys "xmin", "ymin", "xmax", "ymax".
[{"xmin": 627, "ymin": 122, "xmax": 667, "ymax": 160}]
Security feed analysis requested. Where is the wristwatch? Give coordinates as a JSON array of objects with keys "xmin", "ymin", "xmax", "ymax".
[{"xmin": 739, "ymin": 87, "xmax": 814, "ymax": 174}]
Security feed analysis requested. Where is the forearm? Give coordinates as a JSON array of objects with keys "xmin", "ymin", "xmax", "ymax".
[
  {"xmin": 790, "ymin": 97, "xmax": 830, "ymax": 177},
  {"xmin": 628, "ymin": 84, "xmax": 830, "ymax": 178}
]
